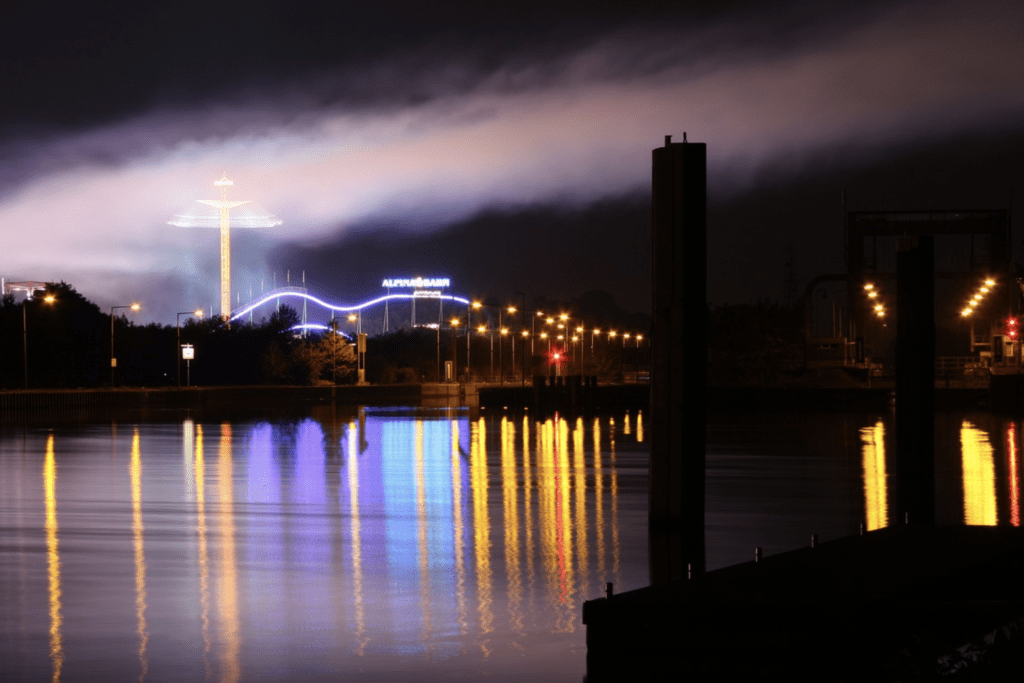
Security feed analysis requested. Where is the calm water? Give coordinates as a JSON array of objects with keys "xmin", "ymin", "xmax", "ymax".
[
  {"xmin": 705, "ymin": 406, "xmax": 1023, "ymax": 569},
  {"xmin": 3, "ymin": 404, "xmax": 1021, "ymax": 682},
  {"xmin": 0, "ymin": 407, "xmax": 649, "ymax": 683}
]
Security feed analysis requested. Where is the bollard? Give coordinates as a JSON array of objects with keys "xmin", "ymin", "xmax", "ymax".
[
  {"xmin": 605, "ymin": 582, "xmax": 614, "ymax": 599},
  {"xmin": 754, "ymin": 547, "xmax": 762, "ymax": 563},
  {"xmin": 859, "ymin": 522, "xmax": 865, "ymax": 536},
  {"xmin": 905, "ymin": 511, "xmax": 910, "ymax": 525},
  {"xmin": 687, "ymin": 563, "xmax": 692, "ymax": 580},
  {"xmin": 811, "ymin": 534, "xmax": 817, "ymax": 548}
]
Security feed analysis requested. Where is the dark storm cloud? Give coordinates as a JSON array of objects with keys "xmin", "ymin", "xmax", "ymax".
[{"xmin": 0, "ymin": 1, "xmax": 1021, "ymax": 321}]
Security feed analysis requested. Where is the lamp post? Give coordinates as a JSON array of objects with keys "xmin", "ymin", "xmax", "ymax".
[
  {"xmin": 330, "ymin": 319, "xmax": 339, "ymax": 385},
  {"xmin": 110, "ymin": 303, "xmax": 140, "ymax": 387},
  {"xmin": 450, "ymin": 317, "xmax": 460, "ymax": 381},
  {"xmin": 478, "ymin": 324, "xmax": 493, "ymax": 379},
  {"xmin": 500, "ymin": 327, "xmax": 509, "ymax": 385},
  {"xmin": 22, "ymin": 292, "xmax": 55, "ymax": 389},
  {"xmin": 576, "ymin": 325, "xmax": 585, "ymax": 374},
  {"xmin": 176, "ymin": 309, "xmax": 203, "ymax": 387},
  {"xmin": 513, "ymin": 294, "xmax": 527, "ymax": 387}
]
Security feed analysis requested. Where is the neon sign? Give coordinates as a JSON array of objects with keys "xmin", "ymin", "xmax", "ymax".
[{"xmin": 382, "ymin": 278, "xmax": 450, "ymax": 288}]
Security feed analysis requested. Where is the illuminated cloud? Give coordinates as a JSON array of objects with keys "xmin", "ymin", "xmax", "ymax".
[{"xmin": 0, "ymin": 0, "xmax": 1021, "ymax": 321}]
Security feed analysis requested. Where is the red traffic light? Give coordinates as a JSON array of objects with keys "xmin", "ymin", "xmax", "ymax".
[{"xmin": 1005, "ymin": 316, "xmax": 1019, "ymax": 338}]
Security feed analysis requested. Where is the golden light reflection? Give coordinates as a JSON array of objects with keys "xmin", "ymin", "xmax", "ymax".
[
  {"xmin": 414, "ymin": 420, "xmax": 433, "ymax": 647},
  {"xmin": 500, "ymin": 417, "xmax": 523, "ymax": 634},
  {"xmin": 593, "ymin": 417, "xmax": 606, "ymax": 581},
  {"xmin": 183, "ymin": 419, "xmax": 195, "ymax": 502},
  {"xmin": 44, "ymin": 433, "xmax": 63, "ymax": 683},
  {"xmin": 538, "ymin": 419, "xmax": 557, "ymax": 619},
  {"xmin": 555, "ymin": 416, "xmax": 575, "ymax": 633},
  {"xmin": 961, "ymin": 421, "xmax": 998, "ymax": 526},
  {"xmin": 859, "ymin": 420, "xmax": 888, "ymax": 531},
  {"xmin": 538, "ymin": 416, "xmax": 577, "ymax": 633},
  {"xmin": 1009, "ymin": 423, "xmax": 1020, "ymax": 527},
  {"xmin": 217, "ymin": 424, "xmax": 240, "ymax": 683},
  {"xmin": 636, "ymin": 411, "xmax": 644, "ymax": 443},
  {"xmin": 609, "ymin": 417, "xmax": 620, "ymax": 582},
  {"xmin": 450, "ymin": 419, "xmax": 468, "ymax": 638},
  {"xmin": 471, "ymin": 417, "xmax": 493, "ymax": 653},
  {"xmin": 347, "ymin": 420, "xmax": 368, "ymax": 654},
  {"xmin": 572, "ymin": 417, "xmax": 589, "ymax": 614},
  {"xmin": 195, "ymin": 424, "xmax": 212, "ymax": 678},
  {"xmin": 130, "ymin": 428, "xmax": 149, "ymax": 682},
  {"xmin": 522, "ymin": 415, "xmax": 536, "ymax": 597}
]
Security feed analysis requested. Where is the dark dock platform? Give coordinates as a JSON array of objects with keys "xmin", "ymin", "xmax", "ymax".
[{"xmin": 583, "ymin": 525, "xmax": 1024, "ymax": 681}]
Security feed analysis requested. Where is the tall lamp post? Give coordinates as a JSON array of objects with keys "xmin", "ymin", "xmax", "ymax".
[
  {"xmin": 513, "ymin": 292, "xmax": 527, "ymax": 387},
  {"xmin": 576, "ymin": 325, "xmax": 585, "ymax": 374},
  {"xmin": 176, "ymin": 309, "xmax": 203, "ymax": 387},
  {"xmin": 478, "ymin": 325, "xmax": 493, "ymax": 379},
  {"xmin": 330, "ymin": 319, "xmax": 339, "ymax": 385},
  {"xmin": 450, "ymin": 317, "xmax": 460, "ymax": 381},
  {"xmin": 22, "ymin": 292, "xmax": 56, "ymax": 389},
  {"xmin": 110, "ymin": 303, "xmax": 140, "ymax": 387}
]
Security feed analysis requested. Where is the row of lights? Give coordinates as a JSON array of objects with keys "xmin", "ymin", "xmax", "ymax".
[
  {"xmin": 961, "ymin": 279, "xmax": 997, "ymax": 317},
  {"xmin": 869, "ymin": 278, "xmax": 1001, "ymax": 319},
  {"xmin": 470, "ymin": 303, "xmax": 645, "ymax": 346},
  {"xmin": 864, "ymin": 283, "xmax": 886, "ymax": 318}
]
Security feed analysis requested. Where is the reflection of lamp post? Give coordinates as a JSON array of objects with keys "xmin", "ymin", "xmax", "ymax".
[
  {"xmin": 22, "ymin": 292, "xmax": 55, "ymax": 389},
  {"xmin": 110, "ymin": 303, "xmax": 140, "ymax": 387},
  {"xmin": 176, "ymin": 309, "xmax": 203, "ymax": 387}
]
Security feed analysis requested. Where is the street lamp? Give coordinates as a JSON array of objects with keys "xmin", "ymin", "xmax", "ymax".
[
  {"xmin": 176, "ymin": 309, "xmax": 203, "ymax": 387},
  {"xmin": 478, "ymin": 324, "xmax": 493, "ymax": 379},
  {"xmin": 450, "ymin": 317, "xmax": 460, "ymax": 381},
  {"xmin": 22, "ymin": 292, "xmax": 55, "ymax": 389},
  {"xmin": 110, "ymin": 303, "xmax": 140, "ymax": 387}
]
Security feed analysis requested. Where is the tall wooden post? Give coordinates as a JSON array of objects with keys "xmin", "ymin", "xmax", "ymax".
[
  {"xmin": 650, "ymin": 134, "xmax": 706, "ymax": 582},
  {"xmin": 895, "ymin": 236, "xmax": 935, "ymax": 525}
]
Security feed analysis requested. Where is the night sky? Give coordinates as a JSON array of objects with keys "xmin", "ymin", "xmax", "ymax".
[{"xmin": 2, "ymin": 0, "xmax": 1022, "ymax": 323}]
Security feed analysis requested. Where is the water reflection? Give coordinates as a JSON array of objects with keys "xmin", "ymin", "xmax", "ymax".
[
  {"xmin": 1008, "ymin": 422, "xmax": 1020, "ymax": 527},
  {"xmin": 2, "ymin": 409, "xmax": 644, "ymax": 682},
  {"xmin": 44, "ymin": 433, "xmax": 63, "ymax": 683},
  {"xmin": 961, "ymin": 421, "xmax": 998, "ymax": 526},
  {"xmin": 14, "ymin": 406, "xmax": 1024, "ymax": 680},
  {"xmin": 860, "ymin": 420, "xmax": 889, "ymax": 531},
  {"xmin": 217, "ymin": 424, "xmax": 241, "ymax": 683},
  {"xmin": 194, "ymin": 423, "xmax": 212, "ymax": 678},
  {"xmin": 130, "ymin": 428, "xmax": 148, "ymax": 682}
]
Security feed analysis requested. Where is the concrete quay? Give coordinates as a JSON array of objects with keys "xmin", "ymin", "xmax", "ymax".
[{"xmin": 583, "ymin": 525, "xmax": 1024, "ymax": 681}]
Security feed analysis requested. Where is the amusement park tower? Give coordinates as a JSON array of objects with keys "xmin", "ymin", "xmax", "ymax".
[{"xmin": 169, "ymin": 175, "xmax": 282, "ymax": 319}]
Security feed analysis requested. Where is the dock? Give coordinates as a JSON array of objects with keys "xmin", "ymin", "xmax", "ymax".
[{"xmin": 583, "ymin": 525, "xmax": 1024, "ymax": 681}]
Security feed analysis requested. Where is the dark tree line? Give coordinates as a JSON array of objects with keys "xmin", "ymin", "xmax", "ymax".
[
  {"xmin": 0, "ymin": 283, "xmax": 651, "ymax": 389},
  {"xmin": 0, "ymin": 283, "xmax": 356, "ymax": 389}
]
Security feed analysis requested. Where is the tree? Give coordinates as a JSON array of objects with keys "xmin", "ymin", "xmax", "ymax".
[{"xmin": 295, "ymin": 332, "xmax": 357, "ymax": 385}]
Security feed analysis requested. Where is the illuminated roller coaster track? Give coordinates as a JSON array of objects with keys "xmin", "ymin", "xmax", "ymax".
[{"xmin": 229, "ymin": 287, "xmax": 471, "ymax": 334}]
